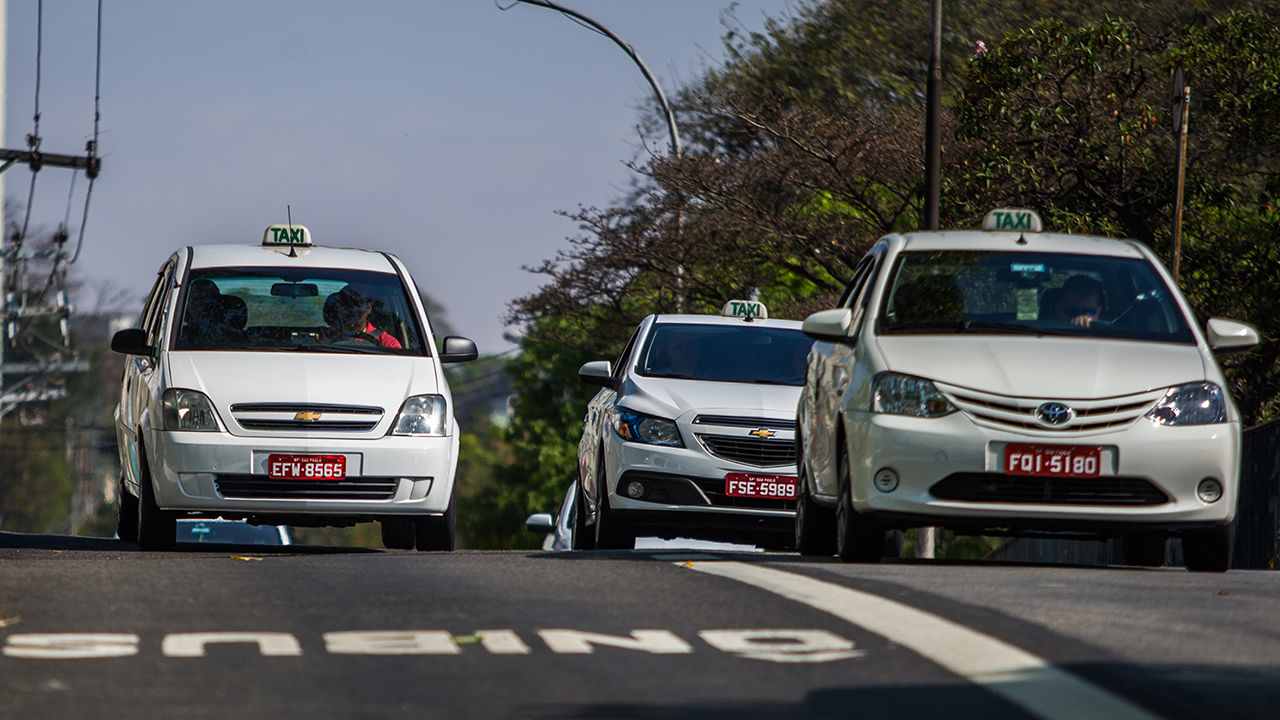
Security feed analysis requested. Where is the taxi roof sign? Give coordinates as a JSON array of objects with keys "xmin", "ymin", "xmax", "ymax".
[
  {"xmin": 982, "ymin": 208, "xmax": 1043, "ymax": 233},
  {"xmin": 722, "ymin": 299, "xmax": 768, "ymax": 320},
  {"xmin": 263, "ymin": 224, "xmax": 313, "ymax": 247}
]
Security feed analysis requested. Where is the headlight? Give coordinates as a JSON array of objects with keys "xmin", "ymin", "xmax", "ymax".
[
  {"xmin": 162, "ymin": 389, "xmax": 220, "ymax": 432},
  {"xmin": 391, "ymin": 394, "xmax": 449, "ymax": 436},
  {"xmin": 872, "ymin": 373, "xmax": 956, "ymax": 418},
  {"xmin": 1145, "ymin": 382, "xmax": 1226, "ymax": 426},
  {"xmin": 613, "ymin": 409, "xmax": 683, "ymax": 447}
]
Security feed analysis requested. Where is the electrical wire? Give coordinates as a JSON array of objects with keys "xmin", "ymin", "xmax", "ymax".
[
  {"xmin": 18, "ymin": 0, "xmax": 45, "ymax": 246},
  {"xmin": 69, "ymin": 0, "xmax": 104, "ymax": 266}
]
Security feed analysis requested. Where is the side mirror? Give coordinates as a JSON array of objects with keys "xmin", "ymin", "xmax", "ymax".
[
  {"xmin": 111, "ymin": 328, "xmax": 154, "ymax": 357},
  {"xmin": 440, "ymin": 336, "xmax": 479, "ymax": 363},
  {"xmin": 525, "ymin": 513, "xmax": 555, "ymax": 534},
  {"xmin": 1206, "ymin": 318, "xmax": 1259, "ymax": 353},
  {"xmin": 802, "ymin": 308, "xmax": 854, "ymax": 342},
  {"xmin": 578, "ymin": 360, "xmax": 614, "ymax": 388}
]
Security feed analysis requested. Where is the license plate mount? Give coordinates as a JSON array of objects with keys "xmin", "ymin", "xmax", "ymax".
[
  {"xmin": 724, "ymin": 472, "xmax": 798, "ymax": 500},
  {"xmin": 266, "ymin": 453, "xmax": 347, "ymax": 481},
  {"xmin": 1004, "ymin": 444, "xmax": 1101, "ymax": 479}
]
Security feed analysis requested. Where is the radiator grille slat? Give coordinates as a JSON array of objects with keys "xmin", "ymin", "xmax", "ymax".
[
  {"xmin": 215, "ymin": 475, "xmax": 399, "ymax": 501},
  {"xmin": 697, "ymin": 434, "xmax": 796, "ymax": 468},
  {"xmin": 930, "ymin": 473, "xmax": 1168, "ymax": 506}
]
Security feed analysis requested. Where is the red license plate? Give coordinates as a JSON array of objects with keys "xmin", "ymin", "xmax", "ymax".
[
  {"xmin": 725, "ymin": 473, "xmax": 798, "ymax": 500},
  {"xmin": 1004, "ymin": 444, "xmax": 1101, "ymax": 478},
  {"xmin": 267, "ymin": 453, "xmax": 347, "ymax": 481}
]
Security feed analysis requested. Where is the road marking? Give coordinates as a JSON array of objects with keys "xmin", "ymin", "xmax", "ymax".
[
  {"xmin": 699, "ymin": 629, "xmax": 864, "ymax": 664},
  {"xmin": 162, "ymin": 632, "xmax": 302, "ymax": 657},
  {"xmin": 325, "ymin": 631, "xmax": 459, "ymax": 655},
  {"xmin": 473, "ymin": 629, "xmax": 531, "ymax": 655},
  {"xmin": 537, "ymin": 630, "xmax": 693, "ymax": 655},
  {"xmin": 684, "ymin": 562, "xmax": 1160, "ymax": 720},
  {"xmin": 3, "ymin": 633, "xmax": 138, "ymax": 659}
]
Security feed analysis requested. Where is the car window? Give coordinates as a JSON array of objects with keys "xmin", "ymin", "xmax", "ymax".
[
  {"xmin": 612, "ymin": 325, "xmax": 642, "ymax": 384},
  {"xmin": 848, "ymin": 252, "xmax": 883, "ymax": 336},
  {"xmin": 637, "ymin": 324, "xmax": 815, "ymax": 386},
  {"xmin": 878, "ymin": 250, "xmax": 1194, "ymax": 344},
  {"xmin": 172, "ymin": 267, "xmax": 426, "ymax": 355},
  {"xmin": 138, "ymin": 260, "xmax": 172, "ymax": 333},
  {"xmin": 144, "ymin": 261, "xmax": 177, "ymax": 346},
  {"xmin": 837, "ymin": 256, "xmax": 875, "ymax": 309}
]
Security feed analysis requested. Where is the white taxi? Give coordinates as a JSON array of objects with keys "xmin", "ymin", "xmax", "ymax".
[
  {"xmin": 796, "ymin": 209, "xmax": 1258, "ymax": 572},
  {"xmin": 574, "ymin": 302, "xmax": 814, "ymax": 550},
  {"xmin": 111, "ymin": 225, "xmax": 477, "ymax": 551}
]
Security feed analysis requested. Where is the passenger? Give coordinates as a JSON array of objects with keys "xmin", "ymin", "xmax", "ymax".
[
  {"xmin": 323, "ymin": 286, "xmax": 402, "ymax": 350},
  {"xmin": 182, "ymin": 278, "xmax": 226, "ymax": 344},
  {"xmin": 1051, "ymin": 275, "xmax": 1107, "ymax": 329}
]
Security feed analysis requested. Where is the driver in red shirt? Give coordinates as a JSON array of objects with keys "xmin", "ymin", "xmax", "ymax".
[{"xmin": 324, "ymin": 286, "xmax": 402, "ymax": 350}]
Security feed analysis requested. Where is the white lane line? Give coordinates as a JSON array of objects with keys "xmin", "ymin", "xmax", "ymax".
[{"xmin": 683, "ymin": 561, "xmax": 1160, "ymax": 720}]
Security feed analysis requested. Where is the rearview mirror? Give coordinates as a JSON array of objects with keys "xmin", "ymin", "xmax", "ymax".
[
  {"xmin": 271, "ymin": 282, "xmax": 319, "ymax": 297},
  {"xmin": 802, "ymin": 308, "xmax": 854, "ymax": 342},
  {"xmin": 110, "ymin": 328, "xmax": 154, "ymax": 357},
  {"xmin": 440, "ymin": 336, "xmax": 479, "ymax": 363},
  {"xmin": 1206, "ymin": 318, "xmax": 1259, "ymax": 353},
  {"xmin": 578, "ymin": 360, "xmax": 613, "ymax": 388},
  {"xmin": 525, "ymin": 513, "xmax": 555, "ymax": 534}
]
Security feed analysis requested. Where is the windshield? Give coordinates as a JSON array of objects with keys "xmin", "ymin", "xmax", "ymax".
[
  {"xmin": 177, "ymin": 521, "xmax": 285, "ymax": 545},
  {"xmin": 637, "ymin": 323, "xmax": 814, "ymax": 386},
  {"xmin": 878, "ymin": 251, "xmax": 1194, "ymax": 344},
  {"xmin": 173, "ymin": 267, "xmax": 426, "ymax": 354}
]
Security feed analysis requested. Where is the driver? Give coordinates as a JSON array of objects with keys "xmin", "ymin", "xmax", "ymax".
[
  {"xmin": 1052, "ymin": 275, "xmax": 1107, "ymax": 328},
  {"xmin": 323, "ymin": 286, "xmax": 403, "ymax": 349}
]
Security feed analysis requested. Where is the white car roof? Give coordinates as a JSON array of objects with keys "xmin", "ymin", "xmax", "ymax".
[
  {"xmin": 895, "ymin": 231, "xmax": 1145, "ymax": 258},
  {"xmin": 652, "ymin": 314, "xmax": 803, "ymax": 330},
  {"xmin": 189, "ymin": 244, "xmax": 399, "ymax": 273}
]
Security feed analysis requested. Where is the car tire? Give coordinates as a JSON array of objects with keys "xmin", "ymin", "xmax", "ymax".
[
  {"xmin": 380, "ymin": 518, "xmax": 416, "ymax": 550},
  {"xmin": 572, "ymin": 476, "xmax": 597, "ymax": 551},
  {"xmin": 1120, "ymin": 533, "xmax": 1167, "ymax": 567},
  {"xmin": 135, "ymin": 441, "xmax": 176, "ymax": 551},
  {"xmin": 116, "ymin": 476, "xmax": 139, "ymax": 543},
  {"xmin": 594, "ymin": 472, "xmax": 636, "ymax": 551},
  {"xmin": 835, "ymin": 440, "xmax": 883, "ymax": 564},
  {"xmin": 413, "ymin": 497, "xmax": 457, "ymax": 552},
  {"xmin": 1183, "ymin": 523, "xmax": 1234, "ymax": 573},
  {"xmin": 795, "ymin": 463, "xmax": 836, "ymax": 557}
]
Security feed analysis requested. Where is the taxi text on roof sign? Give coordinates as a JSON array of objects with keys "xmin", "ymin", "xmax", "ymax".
[
  {"xmin": 982, "ymin": 208, "xmax": 1043, "ymax": 233},
  {"xmin": 722, "ymin": 300, "xmax": 768, "ymax": 320},
  {"xmin": 262, "ymin": 224, "xmax": 313, "ymax": 247}
]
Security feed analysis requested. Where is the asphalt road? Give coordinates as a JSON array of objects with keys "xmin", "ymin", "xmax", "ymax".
[{"xmin": 1, "ymin": 531, "xmax": 1277, "ymax": 720}]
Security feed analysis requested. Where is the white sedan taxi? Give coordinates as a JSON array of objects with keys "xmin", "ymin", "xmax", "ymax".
[
  {"xmin": 111, "ymin": 225, "xmax": 477, "ymax": 551},
  {"xmin": 574, "ymin": 302, "xmax": 814, "ymax": 550},
  {"xmin": 797, "ymin": 209, "xmax": 1258, "ymax": 571}
]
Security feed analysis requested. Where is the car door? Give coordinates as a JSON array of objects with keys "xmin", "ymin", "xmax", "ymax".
[
  {"xmin": 809, "ymin": 247, "xmax": 885, "ymax": 498},
  {"xmin": 580, "ymin": 321, "xmax": 644, "ymax": 511},
  {"xmin": 131, "ymin": 256, "xmax": 178, "ymax": 459},
  {"xmin": 118, "ymin": 258, "xmax": 174, "ymax": 493}
]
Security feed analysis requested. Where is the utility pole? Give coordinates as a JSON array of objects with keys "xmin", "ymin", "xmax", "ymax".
[
  {"xmin": 1171, "ymin": 68, "xmax": 1190, "ymax": 284},
  {"xmin": 916, "ymin": 0, "xmax": 944, "ymax": 560}
]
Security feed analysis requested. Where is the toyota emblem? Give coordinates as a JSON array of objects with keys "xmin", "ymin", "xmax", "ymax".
[{"xmin": 1035, "ymin": 402, "xmax": 1074, "ymax": 427}]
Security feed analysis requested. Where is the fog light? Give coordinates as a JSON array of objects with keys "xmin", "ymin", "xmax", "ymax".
[
  {"xmin": 626, "ymin": 481, "xmax": 645, "ymax": 499},
  {"xmin": 873, "ymin": 468, "xmax": 899, "ymax": 493},
  {"xmin": 1196, "ymin": 478, "xmax": 1223, "ymax": 504}
]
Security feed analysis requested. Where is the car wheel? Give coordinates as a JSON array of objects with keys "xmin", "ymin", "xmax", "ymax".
[
  {"xmin": 116, "ymin": 475, "xmax": 139, "ymax": 543},
  {"xmin": 413, "ymin": 497, "xmax": 457, "ymax": 552},
  {"xmin": 572, "ymin": 476, "xmax": 597, "ymax": 551},
  {"xmin": 795, "ymin": 463, "xmax": 835, "ymax": 557},
  {"xmin": 1183, "ymin": 523, "xmax": 1233, "ymax": 573},
  {"xmin": 835, "ymin": 441, "xmax": 883, "ymax": 563},
  {"xmin": 135, "ymin": 441, "xmax": 176, "ymax": 551},
  {"xmin": 380, "ymin": 518, "xmax": 416, "ymax": 550},
  {"xmin": 1120, "ymin": 533, "xmax": 1167, "ymax": 567},
  {"xmin": 594, "ymin": 467, "xmax": 636, "ymax": 551}
]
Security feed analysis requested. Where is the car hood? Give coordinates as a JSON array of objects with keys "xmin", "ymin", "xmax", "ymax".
[
  {"xmin": 875, "ymin": 336, "xmax": 1206, "ymax": 399},
  {"xmin": 622, "ymin": 375, "xmax": 801, "ymax": 422},
  {"xmin": 166, "ymin": 351, "xmax": 440, "ymax": 435}
]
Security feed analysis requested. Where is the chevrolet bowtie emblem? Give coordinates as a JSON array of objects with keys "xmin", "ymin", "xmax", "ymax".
[
  {"xmin": 294, "ymin": 410, "xmax": 323, "ymax": 422},
  {"xmin": 748, "ymin": 428, "xmax": 776, "ymax": 439}
]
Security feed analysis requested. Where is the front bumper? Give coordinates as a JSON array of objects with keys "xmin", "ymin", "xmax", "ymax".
[
  {"xmin": 846, "ymin": 411, "xmax": 1240, "ymax": 531},
  {"xmin": 145, "ymin": 427, "xmax": 458, "ymax": 518}
]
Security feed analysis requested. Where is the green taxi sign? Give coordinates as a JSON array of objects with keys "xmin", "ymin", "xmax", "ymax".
[
  {"xmin": 263, "ymin": 224, "xmax": 313, "ymax": 247},
  {"xmin": 722, "ymin": 299, "xmax": 768, "ymax": 320},
  {"xmin": 982, "ymin": 208, "xmax": 1043, "ymax": 233}
]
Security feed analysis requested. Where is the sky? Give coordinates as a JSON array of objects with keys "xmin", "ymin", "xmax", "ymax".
[{"xmin": 3, "ymin": 0, "xmax": 795, "ymax": 353}]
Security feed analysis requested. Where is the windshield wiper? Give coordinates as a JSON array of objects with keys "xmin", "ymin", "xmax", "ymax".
[
  {"xmin": 642, "ymin": 372, "xmax": 700, "ymax": 380},
  {"xmin": 288, "ymin": 344, "xmax": 388, "ymax": 355}
]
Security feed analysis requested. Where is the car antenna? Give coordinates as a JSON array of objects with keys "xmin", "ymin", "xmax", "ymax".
[
  {"xmin": 1016, "ymin": 232, "xmax": 1028, "ymax": 246},
  {"xmin": 286, "ymin": 204, "xmax": 299, "ymax": 258}
]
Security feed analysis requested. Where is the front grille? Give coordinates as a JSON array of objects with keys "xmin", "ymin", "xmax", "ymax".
[
  {"xmin": 698, "ymin": 434, "xmax": 796, "ymax": 468},
  {"xmin": 689, "ymin": 478, "xmax": 796, "ymax": 511},
  {"xmin": 938, "ymin": 385, "xmax": 1163, "ymax": 435},
  {"xmin": 215, "ymin": 475, "xmax": 400, "ymax": 500},
  {"xmin": 693, "ymin": 415, "xmax": 797, "ymax": 430},
  {"xmin": 930, "ymin": 473, "xmax": 1168, "ymax": 506},
  {"xmin": 229, "ymin": 403, "xmax": 384, "ymax": 434}
]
